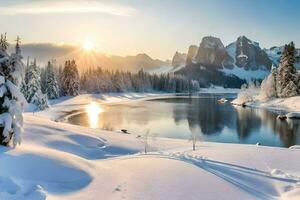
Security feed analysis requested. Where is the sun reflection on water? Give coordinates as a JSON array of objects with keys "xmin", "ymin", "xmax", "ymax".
[{"xmin": 86, "ymin": 102, "xmax": 103, "ymax": 129}]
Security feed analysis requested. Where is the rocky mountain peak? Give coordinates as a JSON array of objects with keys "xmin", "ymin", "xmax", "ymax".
[
  {"xmin": 195, "ymin": 36, "xmax": 233, "ymax": 68},
  {"xmin": 234, "ymin": 36, "xmax": 272, "ymax": 70},
  {"xmin": 186, "ymin": 45, "xmax": 198, "ymax": 65},
  {"xmin": 200, "ymin": 36, "xmax": 225, "ymax": 49},
  {"xmin": 172, "ymin": 51, "xmax": 187, "ymax": 67}
]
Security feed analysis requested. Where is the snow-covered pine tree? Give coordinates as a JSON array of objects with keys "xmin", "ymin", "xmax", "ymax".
[
  {"xmin": 24, "ymin": 58, "xmax": 49, "ymax": 110},
  {"xmin": 24, "ymin": 59, "xmax": 40, "ymax": 102},
  {"xmin": 62, "ymin": 60, "xmax": 80, "ymax": 96},
  {"xmin": 31, "ymin": 91, "xmax": 49, "ymax": 110},
  {"xmin": 277, "ymin": 42, "xmax": 298, "ymax": 97},
  {"xmin": 190, "ymin": 80, "xmax": 200, "ymax": 92},
  {"xmin": 259, "ymin": 72, "xmax": 276, "ymax": 99},
  {"xmin": 45, "ymin": 61, "xmax": 59, "ymax": 99},
  {"xmin": 20, "ymin": 56, "xmax": 29, "ymax": 96},
  {"xmin": 280, "ymin": 80, "xmax": 298, "ymax": 97},
  {"xmin": 40, "ymin": 66, "xmax": 47, "ymax": 94},
  {"xmin": 10, "ymin": 36, "xmax": 25, "ymax": 87},
  {"xmin": 271, "ymin": 64, "xmax": 278, "ymax": 97},
  {"xmin": 0, "ymin": 34, "xmax": 27, "ymax": 146}
]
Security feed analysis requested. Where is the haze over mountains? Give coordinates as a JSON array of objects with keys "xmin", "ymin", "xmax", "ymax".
[{"xmin": 11, "ymin": 43, "xmax": 170, "ymax": 72}]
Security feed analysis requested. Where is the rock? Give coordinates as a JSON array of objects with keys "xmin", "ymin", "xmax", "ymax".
[
  {"xmin": 171, "ymin": 51, "xmax": 187, "ymax": 67},
  {"xmin": 195, "ymin": 36, "xmax": 234, "ymax": 69},
  {"xmin": 121, "ymin": 129, "xmax": 129, "ymax": 134},
  {"xmin": 234, "ymin": 36, "xmax": 272, "ymax": 70},
  {"xmin": 277, "ymin": 114, "xmax": 287, "ymax": 120},
  {"xmin": 186, "ymin": 45, "xmax": 198, "ymax": 65}
]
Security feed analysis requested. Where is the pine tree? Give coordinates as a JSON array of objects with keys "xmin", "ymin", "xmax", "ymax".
[
  {"xmin": 0, "ymin": 34, "xmax": 27, "ymax": 146},
  {"xmin": 24, "ymin": 59, "xmax": 41, "ymax": 102},
  {"xmin": 40, "ymin": 66, "xmax": 47, "ymax": 94},
  {"xmin": 45, "ymin": 61, "xmax": 59, "ymax": 99},
  {"xmin": 62, "ymin": 60, "xmax": 80, "ymax": 96},
  {"xmin": 23, "ymin": 59, "xmax": 49, "ymax": 110},
  {"xmin": 31, "ymin": 91, "xmax": 49, "ymax": 110},
  {"xmin": 277, "ymin": 42, "xmax": 298, "ymax": 97},
  {"xmin": 281, "ymin": 81, "xmax": 298, "ymax": 97}
]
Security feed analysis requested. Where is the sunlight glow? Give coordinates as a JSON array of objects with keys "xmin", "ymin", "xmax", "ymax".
[
  {"xmin": 86, "ymin": 102, "xmax": 103, "ymax": 129},
  {"xmin": 82, "ymin": 39, "xmax": 94, "ymax": 52}
]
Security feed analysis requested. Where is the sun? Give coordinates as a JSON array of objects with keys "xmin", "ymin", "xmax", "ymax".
[{"xmin": 82, "ymin": 39, "xmax": 94, "ymax": 51}]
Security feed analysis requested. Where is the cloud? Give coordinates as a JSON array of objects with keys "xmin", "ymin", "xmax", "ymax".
[{"xmin": 0, "ymin": 0, "xmax": 136, "ymax": 16}]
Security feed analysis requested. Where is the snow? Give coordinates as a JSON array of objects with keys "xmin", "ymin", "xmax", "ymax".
[
  {"xmin": 1, "ymin": 93, "xmax": 299, "ymax": 200},
  {"xmin": 237, "ymin": 96, "xmax": 300, "ymax": 112},
  {"xmin": 221, "ymin": 66, "xmax": 269, "ymax": 81},
  {"xmin": 286, "ymin": 112, "xmax": 300, "ymax": 119},
  {"xmin": 237, "ymin": 54, "xmax": 248, "ymax": 59}
]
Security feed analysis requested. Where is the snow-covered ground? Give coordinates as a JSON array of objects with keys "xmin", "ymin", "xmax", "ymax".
[
  {"xmin": 1, "ymin": 93, "xmax": 300, "ymax": 200},
  {"xmin": 233, "ymin": 95, "xmax": 300, "ymax": 112}
]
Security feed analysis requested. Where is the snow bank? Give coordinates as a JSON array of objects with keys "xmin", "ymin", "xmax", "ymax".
[
  {"xmin": 237, "ymin": 96, "xmax": 300, "ymax": 112},
  {"xmin": 286, "ymin": 112, "xmax": 300, "ymax": 119}
]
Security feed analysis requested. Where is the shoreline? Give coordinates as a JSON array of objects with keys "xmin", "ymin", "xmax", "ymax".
[{"xmin": 232, "ymin": 96, "xmax": 300, "ymax": 113}]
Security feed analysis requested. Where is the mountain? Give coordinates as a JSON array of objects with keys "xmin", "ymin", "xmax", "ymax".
[
  {"xmin": 109, "ymin": 53, "xmax": 169, "ymax": 72},
  {"xmin": 194, "ymin": 36, "xmax": 233, "ymax": 69},
  {"xmin": 186, "ymin": 45, "xmax": 198, "ymax": 65},
  {"xmin": 231, "ymin": 36, "xmax": 272, "ymax": 70},
  {"xmin": 11, "ymin": 43, "xmax": 170, "ymax": 72},
  {"xmin": 170, "ymin": 36, "xmax": 275, "ymax": 87},
  {"xmin": 171, "ymin": 51, "xmax": 187, "ymax": 67},
  {"xmin": 221, "ymin": 36, "xmax": 272, "ymax": 80}
]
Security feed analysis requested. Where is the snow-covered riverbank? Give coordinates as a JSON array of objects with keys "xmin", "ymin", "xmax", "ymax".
[
  {"xmin": 248, "ymin": 96, "xmax": 300, "ymax": 112},
  {"xmin": 1, "ymin": 93, "xmax": 300, "ymax": 200}
]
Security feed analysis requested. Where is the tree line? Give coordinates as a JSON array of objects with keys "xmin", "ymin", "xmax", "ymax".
[{"xmin": 21, "ymin": 58, "xmax": 200, "ymax": 110}]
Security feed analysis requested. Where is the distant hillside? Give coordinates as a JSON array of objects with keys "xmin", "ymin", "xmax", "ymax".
[{"xmin": 11, "ymin": 43, "xmax": 170, "ymax": 72}]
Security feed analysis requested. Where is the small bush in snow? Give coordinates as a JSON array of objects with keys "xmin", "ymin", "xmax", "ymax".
[{"xmin": 232, "ymin": 82, "xmax": 260, "ymax": 105}]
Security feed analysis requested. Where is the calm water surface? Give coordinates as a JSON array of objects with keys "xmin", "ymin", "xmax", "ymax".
[{"xmin": 67, "ymin": 94, "xmax": 300, "ymax": 147}]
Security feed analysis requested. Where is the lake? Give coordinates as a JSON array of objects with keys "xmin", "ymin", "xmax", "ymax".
[{"xmin": 67, "ymin": 94, "xmax": 300, "ymax": 148}]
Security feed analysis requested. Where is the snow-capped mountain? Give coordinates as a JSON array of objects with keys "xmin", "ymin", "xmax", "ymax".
[
  {"xmin": 172, "ymin": 36, "xmax": 274, "ymax": 81},
  {"xmin": 230, "ymin": 36, "xmax": 272, "ymax": 71}
]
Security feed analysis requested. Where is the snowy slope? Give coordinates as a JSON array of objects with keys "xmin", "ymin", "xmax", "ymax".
[
  {"xmin": 1, "ymin": 94, "xmax": 299, "ymax": 200},
  {"xmin": 221, "ymin": 66, "xmax": 269, "ymax": 81}
]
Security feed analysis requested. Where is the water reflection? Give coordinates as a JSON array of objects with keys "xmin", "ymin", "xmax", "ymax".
[
  {"xmin": 69, "ymin": 95, "xmax": 300, "ymax": 147},
  {"xmin": 86, "ymin": 102, "xmax": 103, "ymax": 129}
]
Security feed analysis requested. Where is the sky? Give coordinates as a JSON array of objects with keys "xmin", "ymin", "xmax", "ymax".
[{"xmin": 1, "ymin": 0, "xmax": 300, "ymax": 60}]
